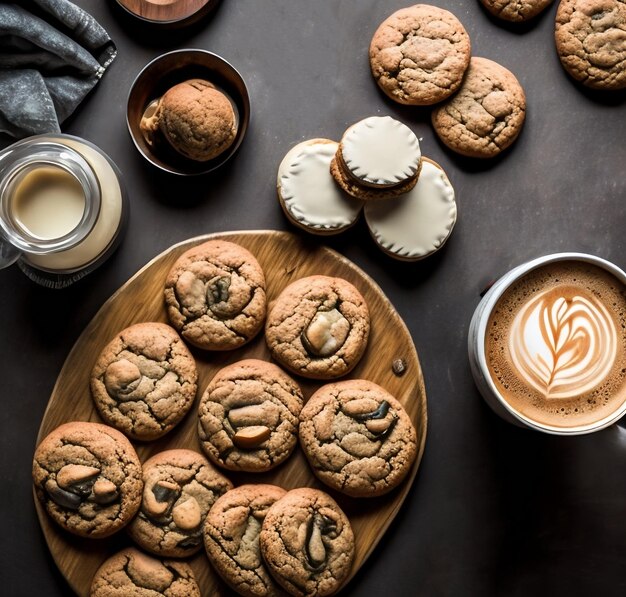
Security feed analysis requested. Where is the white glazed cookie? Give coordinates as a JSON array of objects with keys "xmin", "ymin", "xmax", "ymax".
[
  {"xmin": 340, "ymin": 116, "xmax": 421, "ymax": 187},
  {"xmin": 364, "ymin": 158, "xmax": 457, "ymax": 261},
  {"xmin": 277, "ymin": 139, "xmax": 364, "ymax": 235}
]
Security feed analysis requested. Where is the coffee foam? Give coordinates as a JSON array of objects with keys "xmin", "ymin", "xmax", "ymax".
[{"xmin": 486, "ymin": 261, "xmax": 626, "ymax": 428}]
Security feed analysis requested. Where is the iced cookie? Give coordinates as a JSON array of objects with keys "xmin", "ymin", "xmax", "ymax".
[
  {"xmin": 127, "ymin": 449, "xmax": 233, "ymax": 558},
  {"xmin": 260, "ymin": 488, "xmax": 355, "ymax": 597},
  {"xmin": 555, "ymin": 0, "xmax": 626, "ymax": 90},
  {"xmin": 330, "ymin": 116, "xmax": 422, "ymax": 200},
  {"xmin": 165, "ymin": 240, "xmax": 266, "ymax": 351},
  {"xmin": 90, "ymin": 322, "xmax": 198, "ymax": 441},
  {"xmin": 480, "ymin": 0, "xmax": 554, "ymax": 21},
  {"xmin": 369, "ymin": 4, "xmax": 471, "ymax": 105},
  {"xmin": 265, "ymin": 276, "xmax": 370, "ymax": 380},
  {"xmin": 90, "ymin": 547, "xmax": 201, "ymax": 597},
  {"xmin": 431, "ymin": 57, "xmax": 526, "ymax": 158},
  {"xmin": 204, "ymin": 484, "xmax": 288, "ymax": 597},
  {"xmin": 198, "ymin": 359, "xmax": 304, "ymax": 472},
  {"xmin": 277, "ymin": 139, "xmax": 364, "ymax": 235},
  {"xmin": 299, "ymin": 380, "xmax": 418, "ymax": 497},
  {"xmin": 32, "ymin": 422, "xmax": 142, "ymax": 538},
  {"xmin": 364, "ymin": 157, "xmax": 457, "ymax": 261}
]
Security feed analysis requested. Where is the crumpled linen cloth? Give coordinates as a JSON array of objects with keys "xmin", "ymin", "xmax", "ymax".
[{"xmin": 0, "ymin": 0, "xmax": 116, "ymax": 139}]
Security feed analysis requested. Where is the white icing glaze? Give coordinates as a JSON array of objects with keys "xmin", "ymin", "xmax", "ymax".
[
  {"xmin": 341, "ymin": 116, "xmax": 421, "ymax": 187},
  {"xmin": 364, "ymin": 160, "xmax": 457, "ymax": 260},
  {"xmin": 278, "ymin": 139, "xmax": 363, "ymax": 232}
]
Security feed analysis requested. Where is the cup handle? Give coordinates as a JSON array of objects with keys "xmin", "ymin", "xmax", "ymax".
[{"xmin": 0, "ymin": 237, "xmax": 21, "ymax": 269}]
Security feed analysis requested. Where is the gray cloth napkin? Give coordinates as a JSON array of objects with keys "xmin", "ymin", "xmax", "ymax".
[{"xmin": 0, "ymin": 0, "xmax": 116, "ymax": 139}]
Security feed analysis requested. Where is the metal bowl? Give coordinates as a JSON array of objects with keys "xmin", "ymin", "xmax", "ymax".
[
  {"xmin": 114, "ymin": 0, "xmax": 220, "ymax": 28},
  {"xmin": 126, "ymin": 49, "xmax": 250, "ymax": 176}
]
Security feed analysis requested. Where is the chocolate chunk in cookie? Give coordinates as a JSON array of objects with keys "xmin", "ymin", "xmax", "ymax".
[
  {"xmin": 32, "ymin": 422, "xmax": 142, "ymax": 538},
  {"xmin": 480, "ymin": 0, "xmax": 554, "ymax": 21}
]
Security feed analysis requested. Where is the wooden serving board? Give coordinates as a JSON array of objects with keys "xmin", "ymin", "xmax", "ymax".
[{"xmin": 35, "ymin": 231, "xmax": 428, "ymax": 596}]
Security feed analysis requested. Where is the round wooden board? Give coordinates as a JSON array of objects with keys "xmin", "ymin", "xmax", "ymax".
[{"xmin": 35, "ymin": 230, "xmax": 428, "ymax": 596}]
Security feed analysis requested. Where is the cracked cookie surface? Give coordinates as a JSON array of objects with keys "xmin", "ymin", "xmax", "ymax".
[
  {"xmin": 127, "ymin": 449, "xmax": 233, "ymax": 558},
  {"xmin": 204, "ymin": 484, "xmax": 288, "ymax": 597},
  {"xmin": 32, "ymin": 422, "xmax": 142, "ymax": 538},
  {"xmin": 165, "ymin": 240, "xmax": 267, "ymax": 351},
  {"xmin": 299, "ymin": 380, "xmax": 417, "ymax": 497},
  {"xmin": 259, "ymin": 488, "xmax": 354, "ymax": 597},
  {"xmin": 265, "ymin": 276, "xmax": 370, "ymax": 380},
  {"xmin": 198, "ymin": 359, "xmax": 304, "ymax": 472},
  {"xmin": 555, "ymin": 0, "xmax": 626, "ymax": 89},
  {"xmin": 369, "ymin": 4, "xmax": 471, "ymax": 105},
  {"xmin": 90, "ymin": 547, "xmax": 201, "ymax": 596},
  {"xmin": 480, "ymin": 0, "xmax": 554, "ymax": 21},
  {"xmin": 431, "ymin": 57, "xmax": 526, "ymax": 158},
  {"xmin": 90, "ymin": 323, "xmax": 198, "ymax": 441}
]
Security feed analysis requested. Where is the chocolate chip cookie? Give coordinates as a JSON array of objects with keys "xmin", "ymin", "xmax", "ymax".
[
  {"xmin": 480, "ymin": 0, "xmax": 554, "ymax": 21},
  {"xmin": 32, "ymin": 422, "xmax": 142, "ymax": 538},
  {"xmin": 198, "ymin": 359, "xmax": 304, "ymax": 472},
  {"xmin": 369, "ymin": 4, "xmax": 471, "ymax": 105},
  {"xmin": 204, "ymin": 484, "xmax": 288, "ymax": 597},
  {"xmin": 299, "ymin": 380, "xmax": 418, "ymax": 497},
  {"xmin": 265, "ymin": 276, "xmax": 370, "ymax": 380},
  {"xmin": 127, "ymin": 449, "xmax": 233, "ymax": 558},
  {"xmin": 555, "ymin": 0, "xmax": 626, "ymax": 89},
  {"xmin": 90, "ymin": 547, "xmax": 201, "ymax": 596},
  {"xmin": 90, "ymin": 322, "xmax": 198, "ymax": 441},
  {"xmin": 431, "ymin": 57, "xmax": 526, "ymax": 158},
  {"xmin": 260, "ymin": 488, "xmax": 355, "ymax": 597},
  {"xmin": 165, "ymin": 240, "xmax": 266, "ymax": 351}
]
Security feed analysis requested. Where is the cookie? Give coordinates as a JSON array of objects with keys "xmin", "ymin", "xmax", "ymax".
[
  {"xmin": 555, "ymin": 0, "xmax": 626, "ymax": 90},
  {"xmin": 90, "ymin": 322, "xmax": 198, "ymax": 441},
  {"xmin": 364, "ymin": 157, "xmax": 457, "ymax": 261},
  {"xmin": 127, "ymin": 449, "xmax": 233, "ymax": 557},
  {"xmin": 480, "ymin": 0, "xmax": 554, "ymax": 21},
  {"xmin": 259, "ymin": 488, "xmax": 355, "ymax": 597},
  {"xmin": 265, "ymin": 276, "xmax": 370, "ymax": 380},
  {"xmin": 299, "ymin": 380, "xmax": 418, "ymax": 497},
  {"xmin": 198, "ymin": 359, "xmax": 304, "ymax": 472},
  {"xmin": 32, "ymin": 421, "xmax": 142, "ymax": 538},
  {"xmin": 164, "ymin": 240, "xmax": 266, "ymax": 351},
  {"xmin": 90, "ymin": 547, "xmax": 201, "ymax": 597},
  {"xmin": 431, "ymin": 57, "xmax": 526, "ymax": 158},
  {"xmin": 369, "ymin": 4, "xmax": 471, "ymax": 105},
  {"xmin": 277, "ymin": 139, "xmax": 364, "ymax": 235},
  {"xmin": 204, "ymin": 484, "xmax": 288, "ymax": 597}
]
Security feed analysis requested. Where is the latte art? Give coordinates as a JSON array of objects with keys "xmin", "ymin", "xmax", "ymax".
[{"xmin": 509, "ymin": 288, "xmax": 617, "ymax": 399}]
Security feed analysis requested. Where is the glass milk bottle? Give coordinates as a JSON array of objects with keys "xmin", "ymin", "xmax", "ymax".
[{"xmin": 0, "ymin": 134, "xmax": 128, "ymax": 288}]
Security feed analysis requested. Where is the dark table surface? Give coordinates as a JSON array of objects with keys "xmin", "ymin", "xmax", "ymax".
[{"xmin": 2, "ymin": 0, "xmax": 626, "ymax": 595}]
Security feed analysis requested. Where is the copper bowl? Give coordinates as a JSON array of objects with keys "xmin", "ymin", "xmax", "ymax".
[
  {"xmin": 126, "ymin": 49, "xmax": 250, "ymax": 176},
  {"xmin": 114, "ymin": 0, "xmax": 220, "ymax": 28}
]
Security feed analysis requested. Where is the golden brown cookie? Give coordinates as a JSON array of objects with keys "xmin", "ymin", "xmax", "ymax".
[
  {"xmin": 369, "ymin": 4, "xmax": 471, "ymax": 105},
  {"xmin": 431, "ymin": 57, "xmax": 526, "ymax": 158},
  {"xmin": 555, "ymin": 0, "xmax": 626, "ymax": 89},
  {"xmin": 32, "ymin": 422, "xmax": 142, "ymax": 538},
  {"xmin": 198, "ymin": 359, "xmax": 304, "ymax": 472},
  {"xmin": 90, "ymin": 547, "xmax": 201, "ymax": 597},
  {"xmin": 265, "ymin": 276, "xmax": 370, "ymax": 380},
  {"xmin": 480, "ymin": 0, "xmax": 554, "ymax": 21},
  {"xmin": 127, "ymin": 449, "xmax": 233, "ymax": 558},
  {"xmin": 90, "ymin": 322, "xmax": 197, "ymax": 441},
  {"xmin": 165, "ymin": 240, "xmax": 267, "ymax": 351}
]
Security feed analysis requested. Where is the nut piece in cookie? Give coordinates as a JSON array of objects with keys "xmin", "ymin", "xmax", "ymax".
[
  {"xmin": 555, "ymin": 0, "xmax": 626, "ymax": 90},
  {"xmin": 299, "ymin": 380, "xmax": 418, "ymax": 497},
  {"xmin": 265, "ymin": 275, "xmax": 370, "ymax": 380},
  {"xmin": 260, "ymin": 488, "xmax": 355, "ymax": 597},
  {"xmin": 90, "ymin": 547, "xmax": 201, "ymax": 597},
  {"xmin": 369, "ymin": 4, "xmax": 471, "ymax": 105},
  {"xmin": 165, "ymin": 239, "xmax": 267, "ymax": 351},
  {"xmin": 128, "ymin": 449, "xmax": 233, "ymax": 558},
  {"xmin": 480, "ymin": 0, "xmax": 554, "ymax": 22},
  {"xmin": 277, "ymin": 138, "xmax": 364, "ymax": 235},
  {"xmin": 32, "ymin": 422, "xmax": 143, "ymax": 538},
  {"xmin": 204, "ymin": 484, "xmax": 287, "ymax": 597},
  {"xmin": 198, "ymin": 359, "xmax": 304, "ymax": 472},
  {"xmin": 431, "ymin": 57, "xmax": 526, "ymax": 158},
  {"xmin": 364, "ymin": 157, "xmax": 457, "ymax": 261},
  {"xmin": 90, "ymin": 322, "xmax": 198, "ymax": 441}
]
